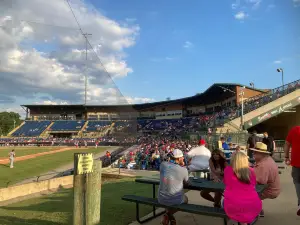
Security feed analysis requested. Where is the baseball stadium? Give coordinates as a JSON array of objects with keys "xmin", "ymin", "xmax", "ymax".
[
  {"xmin": 1, "ymin": 1, "xmax": 300, "ymax": 225},
  {"xmin": 0, "ymin": 80, "xmax": 299, "ymax": 225},
  {"xmin": 4, "ymin": 79, "xmax": 300, "ymax": 140}
]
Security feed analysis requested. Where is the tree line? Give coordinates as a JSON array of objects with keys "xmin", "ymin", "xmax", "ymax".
[{"xmin": 0, "ymin": 112, "xmax": 23, "ymax": 136}]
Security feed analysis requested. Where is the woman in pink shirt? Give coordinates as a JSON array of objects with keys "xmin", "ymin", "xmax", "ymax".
[{"xmin": 223, "ymin": 152, "xmax": 262, "ymax": 224}]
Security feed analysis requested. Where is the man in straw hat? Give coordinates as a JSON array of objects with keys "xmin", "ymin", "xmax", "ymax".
[
  {"xmin": 158, "ymin": 149, "xmax": 189, "ymax": 225},
  {"xmin": 284, "ymin": 126, "xmax": 300, "ymax": 216},
  {"xmin": 250, "ymin": 142, "xmax": 280, "ymax": 217}
]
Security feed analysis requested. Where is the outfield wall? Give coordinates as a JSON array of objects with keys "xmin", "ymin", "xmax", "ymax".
[
  {"xmin": 0, "ymin": 175, "xmax": 73, "ymax": 203},
  {"xmin": 0, "ymin": 172, "xmax": 133, "ymax": 204}
]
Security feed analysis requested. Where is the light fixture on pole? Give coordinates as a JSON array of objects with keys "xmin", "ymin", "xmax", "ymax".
[
  {"xmin": 249, "ymin": 82, "xmax": 254, "ymax": 89},
  {"xmin": 276, "ymin": 68, "xmax": 284, "ymax": 87},
  {"xmin": 217, "ymin": 85, "xmax": 245, "ymax": 130},
  {"xmin": 239, "ymin": 86, "xmax": 245, "ymax": 130}
]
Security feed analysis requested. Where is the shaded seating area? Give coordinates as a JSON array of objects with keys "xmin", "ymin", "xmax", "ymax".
[
  {"xmin": 50, "ymin": 120, "xmax": 85, "ymax": 131},
  {"xmin": 85, "ymin": 121, "xmax": 111, "ymax": 132},
  {"xmin": 11, "ymin": 121, "xmax": 51, "ymax": 137}
]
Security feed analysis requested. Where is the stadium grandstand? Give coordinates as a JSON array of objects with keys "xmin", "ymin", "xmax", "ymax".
[{"xmin": 7, "ymin": 79, "xmax": 300, "ymax": 140}]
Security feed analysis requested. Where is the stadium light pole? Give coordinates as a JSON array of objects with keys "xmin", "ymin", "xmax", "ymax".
[
  {"xmin": 218, "ymin": 85, "xmax": 245, "ymax": 130},
  {"xmin": 277, "ymin": 68, "xmax": 284, "ymax": 87},
  {"xmin": 239, "ymin": 87, "xmax": 245, "ymax": 130},
  {"xmin": 83, "ymin": 33, "xmax": 92, "ymax": 105}
]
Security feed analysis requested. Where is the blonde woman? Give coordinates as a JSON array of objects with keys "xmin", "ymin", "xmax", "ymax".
[{"xmin": 223, "ymin": 152, "xmax": 262, "ymax": 224}]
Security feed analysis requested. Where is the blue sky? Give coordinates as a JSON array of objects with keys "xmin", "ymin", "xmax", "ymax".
[
  {"xmin": 90, "ymin": 0, "xmax": 300, "ymax": 101},
  {"xmin": 0, "ymin": 0, "xmax": 299, "ymax": 116}
]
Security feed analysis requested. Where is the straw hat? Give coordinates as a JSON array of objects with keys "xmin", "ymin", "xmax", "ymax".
[{"xmin": 250, "ymin": 142, "xmax": 271, "ymax": 154}]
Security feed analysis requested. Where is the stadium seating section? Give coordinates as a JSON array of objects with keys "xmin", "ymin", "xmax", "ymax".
[
  {"xmin": 50, "ymin": 120, "xmax": 85, "ymax": 131},
  {"xmin": 9, "ymin": 79, "xmax": 300, "ymax": 137},
  {"xmin": 85, "ymin": 121, "xmax": 112, "ymax": 132},
  {"xmin": 12, "ymin": 121, "xmax": 51, "ymax": 137}
]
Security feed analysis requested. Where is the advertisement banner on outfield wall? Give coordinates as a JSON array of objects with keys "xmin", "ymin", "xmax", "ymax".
[{"xmin": 244, "ymin": 96, "xmax": 300, "ymax": 129}]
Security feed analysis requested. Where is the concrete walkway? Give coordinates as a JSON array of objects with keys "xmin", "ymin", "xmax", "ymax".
[{"xmin": 129, "ymin": 166, "xmax": 300, "ymax": 225}]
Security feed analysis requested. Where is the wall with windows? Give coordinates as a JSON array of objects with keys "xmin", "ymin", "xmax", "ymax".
[
  {"xmin": 186, "ymin": 106, "xmax": 205, "ymax": 115},
  {"xmin": 155, "ymin": 110, "xmax": 182, "ymax": 119}
]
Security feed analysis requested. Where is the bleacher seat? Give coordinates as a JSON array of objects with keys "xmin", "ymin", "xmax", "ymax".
[
  {"xmin": 50, "ymin": 120, "xmax": 85, "ymax": 131},
  {"xmin": 12, "ymin": 121, "xmax": 51, "ymax": 137},
  {"xmin": 85, "ymin": 121, "xmax": 111, "ymax": 132}
]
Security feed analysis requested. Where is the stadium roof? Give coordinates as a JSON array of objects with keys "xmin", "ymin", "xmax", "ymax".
[{"xmin": 22, "ymin": 83, "xmax": 268, "ymax": 110}]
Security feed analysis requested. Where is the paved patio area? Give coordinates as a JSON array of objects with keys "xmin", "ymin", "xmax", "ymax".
[{"xmin": 129, "ymin": 166, "xmax": 300, "ymax": 225}]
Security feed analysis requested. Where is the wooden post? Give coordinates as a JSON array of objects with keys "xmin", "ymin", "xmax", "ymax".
[
  {"xmin": 73, "ymin": 153, "xmax": 85, "ymax": 225},
  {"xmin": 74, "ymin": 153, "xmax": 101, "ymax": 225},
  {"xmin": 86, "ymin": 160, "xmax": 102, "ymax": 225}
]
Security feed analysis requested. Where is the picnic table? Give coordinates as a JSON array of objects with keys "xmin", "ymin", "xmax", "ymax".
[
  {"xmin": 128, "ymin": 177, "xmax": 267, "ymax": 224},
  {"xmin": 136, "ymin": 177, "xmax": 266, "ymax": 197}
]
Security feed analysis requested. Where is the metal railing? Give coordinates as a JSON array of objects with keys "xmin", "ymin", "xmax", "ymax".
[{"xmin": 239, "ymin": 79, "xmax": 300, "ymax": 117}]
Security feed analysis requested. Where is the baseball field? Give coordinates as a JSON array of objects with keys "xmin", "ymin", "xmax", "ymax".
[
  {"xmin": 0, "ymin": 146, "xmax": 154, "ymax": 225},
  {"xmin": 0, "ymin": 146, "xmax": 116, "ymax": 187},
  {"xmin": 0, "ymin": 177, "xmax": 152, "ymax": 225}
]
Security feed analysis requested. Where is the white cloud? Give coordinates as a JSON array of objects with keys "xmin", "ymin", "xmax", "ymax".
[
  {"xmin": 234, "ymin": 11, "xmax": 248, "ymax": 20},
  {"xmin": 266, "ymin": 4, "xmax": 276, "ymax": 11},
  {"xmin": 273, "ymin": 60, "xmax": 282, "ymax": 64},
  {"xmin": 165, "ymin": 57, "xmax": 174, "ymax": 61},
  {"xmin": 125, "ymin": 97, "xmax": 155, "ymax": 104},
  {"xmin": 0, "ymin": 0, "xmax": 152, "ymax": 108},
  {"xmin": 248, "ymin": 0, "xmax": 262, "ymax": 9},
  {"xmin": 125, "ymin": 18, "xmax": 137, "ymax": 23},
  {"xmin": 293, "ymin": 0, "xmax": 300, "ymax": 6},
  {"xmin": 231, "ymin": 0, "xmax": 261, "ymax": 19},
  {"xmin": 33, "ymin": 100, "xmax": 69, "ymax": 105},
  {"xmin": 150, "ymin": 57, "xmax": 175, "ymax": 62},
  {"xmin": 231, "ymin": 0, "xmax": 240, "ymax": 9},
  {"xmin": 0, "ymin": 106, "xmax": 26, "ymax": 118},
  {"xmin": 232, "ymin": 4, "xmax": 238, "ymax": 9},
  {"xmin": 183, "ymin": 41, "xmax": 194, "ymax": 49}
]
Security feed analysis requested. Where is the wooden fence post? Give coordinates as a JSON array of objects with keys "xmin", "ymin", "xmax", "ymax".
[
  {"xmin": 73, "ymin": 153, "xmax": 85, "ymax": 225},
  {"xmin": 86, "ymin": 160, "xmax": 102, "ymax": 225},
  {"xmin": 73, "ymin": 153, "xmax": 99, "ymax": 225}
]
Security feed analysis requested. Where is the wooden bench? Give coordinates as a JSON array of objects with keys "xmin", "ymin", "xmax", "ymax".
[{"xmin": 122, "ymin": 195, "xmax": 258, "ymax": 225}]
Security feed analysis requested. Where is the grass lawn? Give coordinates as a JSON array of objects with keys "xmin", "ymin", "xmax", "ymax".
[
  {"xmin": 0, "ymin": 147, "xmax": 116, "ymax": 187},
  {"xmin": 0, "ymin": 147, "xmax": 58, "ymax": 158},
  {"xmin": 0, "ymin": 178, "xmax": 153, "ymax": 225}
]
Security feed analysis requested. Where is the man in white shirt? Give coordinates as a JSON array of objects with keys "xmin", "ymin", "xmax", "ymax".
[{"xmin": 187, "ymin": 139, "xmax": 211, "ymax": 172}]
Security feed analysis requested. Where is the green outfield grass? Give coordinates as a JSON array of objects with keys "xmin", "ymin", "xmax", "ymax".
[
  {"xmin": 0, "ymin": 147, "xmax": 58, "ymax": 158},
  {"xmin": 0, "ymin": 178, "xmax": 152, "ymax": 225},
  {"xmin": 0, "ymin": 147, "xmax": 115, "ymax": 187}
]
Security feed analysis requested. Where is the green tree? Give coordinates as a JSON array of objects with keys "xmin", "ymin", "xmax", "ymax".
[{"xmin": 0, "ymin": 112, "xmax": 22, "ymax": 136}]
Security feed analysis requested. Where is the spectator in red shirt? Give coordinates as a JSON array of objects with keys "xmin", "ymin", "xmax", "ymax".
[{"xmin": 284, "ymin": 126, "xmax": 300, "ymax": 216}]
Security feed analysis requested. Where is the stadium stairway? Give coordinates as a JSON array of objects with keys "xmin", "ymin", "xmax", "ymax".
[
  {"xmin": 39, "ymin": 121, "xmax": 54, "ymax": 138},
  {"xmin": 7, "ymin": 121, "xmax": 25, "ymax": 137},
  {"xmin": 77, "ymin": 121, "xmax": 89, "ymax": 137},
  {"xmin": 108, "ymin": 122, "xmax": 116, "ymax": 134},
  {"xmin": 218, "ymin": 88, "xmax": 300, "ymax": 132}
]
